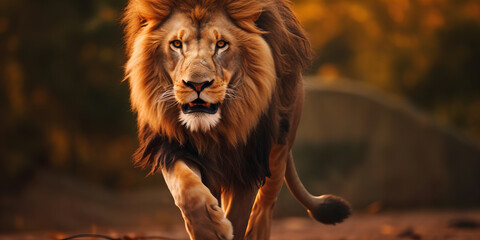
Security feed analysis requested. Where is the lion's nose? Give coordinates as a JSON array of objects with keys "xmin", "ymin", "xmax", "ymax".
[{"xmin": 183, "ymin": 80, "xmax": 214, "ymax": 93}]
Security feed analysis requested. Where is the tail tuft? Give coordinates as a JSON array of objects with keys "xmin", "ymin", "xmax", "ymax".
[{"xmin": 307, "ymin": 195, "xmax": 352, "ymax": 225}]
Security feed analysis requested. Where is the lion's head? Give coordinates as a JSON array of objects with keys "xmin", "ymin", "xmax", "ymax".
[{"xmin": 124, "ymin": 0, "xmax": 310, "ymax": 152}]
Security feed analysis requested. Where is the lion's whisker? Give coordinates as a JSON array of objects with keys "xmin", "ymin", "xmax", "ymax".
[
  {"xmin": 225, "ymin": 80, "xmax": 244, "ymax": 100},
  {"xmin": 225, "ymin": 88, "xmax": 240, "ymax": 99},
  {"xmin": 164, "ymin": 101, "xmax": 178, "ymax": 109},
  {"xmin": 158, "ymin": 89, "xmax": 175, "ymax": 102},
  {"xmin": 228, "ymin": 80, "xmax": 244, "ymax": 90},
  {"xmin": 156, "ymin": 88, "xmax": 179, "ymax": 109}
]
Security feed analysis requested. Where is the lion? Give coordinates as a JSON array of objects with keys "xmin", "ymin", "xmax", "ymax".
[{"xmin": 122, "ymin": 0, "xmax": 351, "ymax": 239}]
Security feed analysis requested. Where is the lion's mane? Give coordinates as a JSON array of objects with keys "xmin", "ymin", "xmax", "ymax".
[{"xmin": 123, "ymin": 0, "xmax": 311, "ymax": 193}]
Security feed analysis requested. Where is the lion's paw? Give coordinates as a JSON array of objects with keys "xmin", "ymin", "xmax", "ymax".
[{"xmin": 183, "ymin": 198, "xmax": 233, "ymax": 240}]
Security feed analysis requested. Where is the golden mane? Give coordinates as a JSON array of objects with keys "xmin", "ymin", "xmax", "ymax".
[{"xmin": 123, "ymin": 0, "xmax": 311, "ymax": 188}]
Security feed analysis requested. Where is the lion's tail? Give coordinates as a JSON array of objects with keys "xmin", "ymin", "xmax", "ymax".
[{"xmin": 284, "ymin": 152, "xmax": 352, "ymax": 224}]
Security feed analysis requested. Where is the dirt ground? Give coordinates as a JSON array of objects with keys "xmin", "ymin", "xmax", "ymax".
[{"xmin": 1, "ymin": 210, "xmax": 479, "ymax": 240}]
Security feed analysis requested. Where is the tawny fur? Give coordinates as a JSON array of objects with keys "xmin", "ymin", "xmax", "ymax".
[{"xmin": 123, "ymin": 1, "xmax": 349, "ymax": 240}]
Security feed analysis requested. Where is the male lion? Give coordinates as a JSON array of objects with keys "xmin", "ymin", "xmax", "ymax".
[{"xmin": 123, "ymin": 0, "xmax": 351, "ymax": 239}]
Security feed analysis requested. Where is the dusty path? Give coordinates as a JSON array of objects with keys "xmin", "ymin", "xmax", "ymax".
[
  {"xmin": 270, "ymin": 210, "xmax": 480, "ymax": 240},
  {"xmin": 1, "ymin": 210, "xmax": 479, "ymax": 240}
]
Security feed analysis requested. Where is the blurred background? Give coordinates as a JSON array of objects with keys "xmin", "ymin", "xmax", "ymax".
[{"xmin": 1, "ymin": 0, "xmax": 479, "ymax": 236}]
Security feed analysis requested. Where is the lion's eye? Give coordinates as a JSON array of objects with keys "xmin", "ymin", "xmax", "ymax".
[
  {"xmin": 216, "ymin": 40, "xmax": 228, "ymax": 49},
  {"xmin": 171, "ymin": 40, "xmax": 182, "ymax": 49}
]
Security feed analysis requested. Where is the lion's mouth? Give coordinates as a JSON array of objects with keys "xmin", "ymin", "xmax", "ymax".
[{"xmin": 181, "ymin": 98, "xmax": 219, "ymax": 114}]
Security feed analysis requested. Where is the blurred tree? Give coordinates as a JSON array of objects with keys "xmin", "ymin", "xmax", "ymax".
[
  {"xmin": 293, "ymin": 0, "xmax": 480, "ymax": 139},
  {"xmin": 0, "ymin": 0, "xmax": 144, "ymax": 192},
  {"xmin": 0, "ymin": 0, "xmax": 479, "ymax": 191}
]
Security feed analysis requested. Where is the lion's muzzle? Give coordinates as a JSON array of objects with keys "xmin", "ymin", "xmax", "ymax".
[{"xmin": 180, "ymin": 79, "xmax": 219, "ymax": 114}]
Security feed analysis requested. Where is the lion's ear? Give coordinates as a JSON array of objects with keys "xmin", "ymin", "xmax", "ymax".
[
  {"xmin": 129, "ymin": 0, "xmax": 172, "ymax": 24},
  {"xmin": 123, "ymin": 0, "xmax": 174, "ymax": 53},
  {"xmin": 251, "ymin": 10, "xmax": 262, "ymax": 23},
  {"xmin": 227, "ymin": 0, "xmax": 264, "ymax": 33}
]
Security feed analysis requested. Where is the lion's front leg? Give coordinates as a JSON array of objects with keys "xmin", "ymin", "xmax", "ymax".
[
  {"xmin": 245, "ymin": 145, "xmax": 288, "ymax": 240},
  {"xmin": 162, "ymin": 161, "xmax": 233, "ymax": 240}
]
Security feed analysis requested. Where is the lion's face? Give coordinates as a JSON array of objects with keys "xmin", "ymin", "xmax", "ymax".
[
  {"xmin": 125, "ymin": 2, "xmax": 278, "ymax": 145},
  {"xmin": 162, "ymin": 12, "xmax": 235, "ymax": 132}
]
